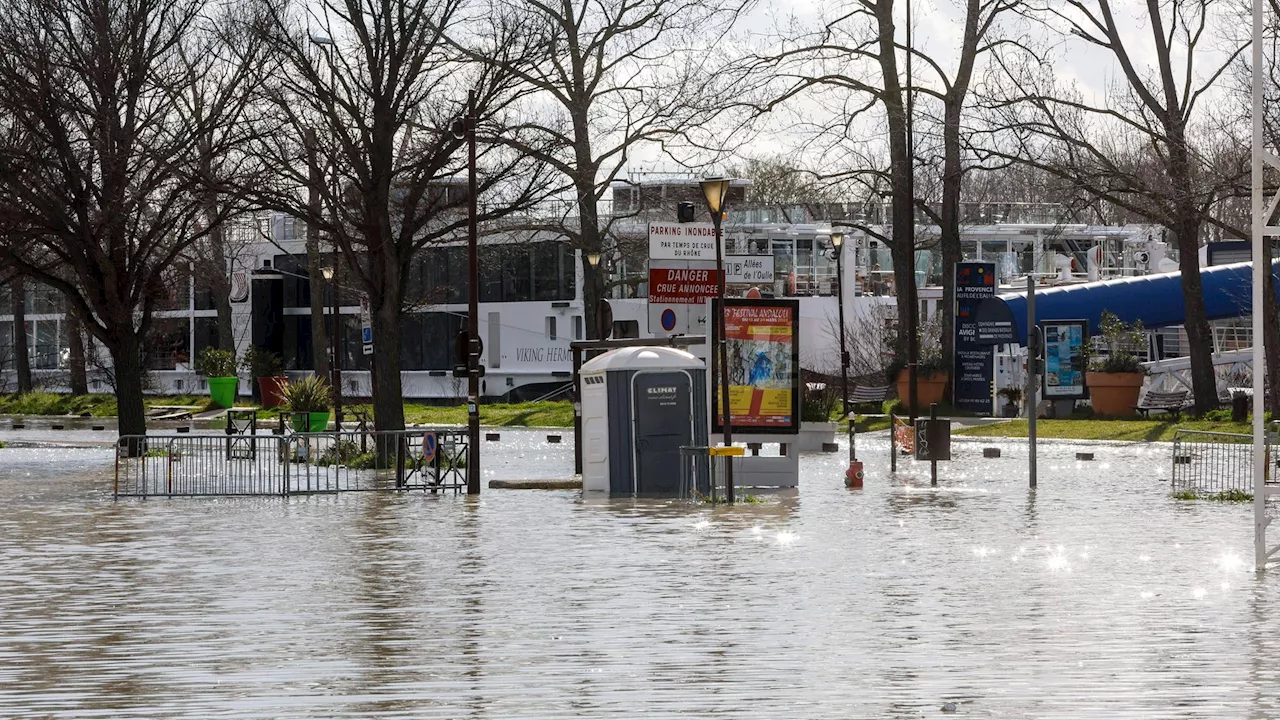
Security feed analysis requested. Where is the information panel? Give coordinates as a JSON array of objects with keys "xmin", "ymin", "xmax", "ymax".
[
  {"xmin": 710, "ymin": 298, "xmax": 801, "ymax": 434},
  {"xmin": 953, "ymin": 262, "xmax": 997, "ymax": 414},
  {"xmin": 1041, "ymin": 320, "xmax": 1089, "ymax": 399}
]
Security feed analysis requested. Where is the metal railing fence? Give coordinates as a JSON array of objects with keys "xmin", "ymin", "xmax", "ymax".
[
  {"xmin": 114, "ymin": 429, "xmax": 469, "ymax": 498},
  {"xmin": 1172, "ymin": 429, "xmax": 1269, "ymax": 494}
]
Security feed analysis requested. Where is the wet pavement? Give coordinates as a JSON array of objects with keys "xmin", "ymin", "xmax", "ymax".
[{"xmin": 0, "ymin": 429, "xmax": 1276, "ymax": 718}]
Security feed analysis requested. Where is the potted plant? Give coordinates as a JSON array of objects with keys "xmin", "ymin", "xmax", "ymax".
[
  {"xmin": 280, "ymin": 374, "xmax": 332, "ymax": 432},
  {"xmin": 195, "ymin": 347, "xmax": 239, "ymax": 409},
  {"xmin": 997, "ymin": 386, "xmax": 1023, "ymax": 418},
  {"xmin": 1085, "ymin": 311, "xmax": 1147, "ymax": 416},
  {"xmin": 798, "ymin": 379, "xmax": 839, "ymax": 451},
  {"xmin": 890, "ymin": 318, "xmax": 950, "ymax": 412},
  {"xmin": 242, "ymin": 346, "xmax": 287, "ymax": 408}
]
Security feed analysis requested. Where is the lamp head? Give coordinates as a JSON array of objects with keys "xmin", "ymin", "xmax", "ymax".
[
  {"xmin": 586, "ymin": 251, "xmax": 601, "ymax": 267},
  {"xmin": 320, "ymin": 266, "xmax": 334, "ymax": 280},
  {"xmin": 830, "ymin": 232, "xmax": 844, "ymax": 249},
  {"xmin": 699, "ymin": 177, "xmax": 732, "ymax": 215}
]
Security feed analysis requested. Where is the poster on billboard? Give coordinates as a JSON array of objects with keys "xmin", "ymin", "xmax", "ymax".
[
  {"xmin": 1041, "ymin": 320, "xmax": 1089, "ymax": 399},
  {"xmin": 710, "ymin": 298, "xmax": 801, "ymax": 434},
  {"xmin": 953, "ymin": 262, "xmax": 997, "ymax": 413}
]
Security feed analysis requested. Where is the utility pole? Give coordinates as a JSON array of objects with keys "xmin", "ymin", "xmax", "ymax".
[
  {"xmin": 1026, "ymin": 275, "xmax": 1037, "ymax": 489},
  {"xmin": 464, "ymin": 90, "xmax": 481, "ymax": 495}
]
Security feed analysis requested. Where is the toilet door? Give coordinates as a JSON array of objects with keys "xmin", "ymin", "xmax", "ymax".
[{"xmin": 631, "ymin": 372, "xmax": 694, "ymax": 495}]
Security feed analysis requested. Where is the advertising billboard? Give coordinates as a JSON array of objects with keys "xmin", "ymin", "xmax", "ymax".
[
  {"xmin": 1041, "ymin": 320, "xmax": 1089, "ymax": 399},
  {"xmin": 710, "ymin": 298, "xmax": 801, "ymax": 434},
  {"xmin": 953, "ymin": 262, "xmax": 997, "ymax": 413}
]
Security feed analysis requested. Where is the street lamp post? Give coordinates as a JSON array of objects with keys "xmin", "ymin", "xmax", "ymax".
[
  {"xmin": 320, "ymin": 265, "xmax": 342, "ymax": 430},
  {"xmin": 701, "ymin": 178, "xmax": 735, "ymax": 503},
  {"xmin": 450, "ymin": 90, "xmax": 481, "ymax": 496},
  {"xmin": 831, "ymin": 232, "xmax": 862, "ymax": 488}
]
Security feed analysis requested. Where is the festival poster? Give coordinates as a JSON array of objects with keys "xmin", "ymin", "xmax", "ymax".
[{"xmin": 712, "ymin": 299, "xmax": 800, "ymax": 433}]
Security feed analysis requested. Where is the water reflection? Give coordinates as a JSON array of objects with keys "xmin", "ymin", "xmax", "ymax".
[{"xmin": 2, "ymin": 434, "xmax": 1280, "ymax": 717}]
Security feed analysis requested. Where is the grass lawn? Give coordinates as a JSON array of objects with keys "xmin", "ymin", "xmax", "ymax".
[
  {"xmin": 954, "ymin": 418, "xmax": 1254, "ymax": 443},
  {"xmin": 0, "ymin": 392, "xmax": 217, "ymax": 418},
  {"xmin": 0, "ymin": 392, "xmax": 578, "ymax": 428}
]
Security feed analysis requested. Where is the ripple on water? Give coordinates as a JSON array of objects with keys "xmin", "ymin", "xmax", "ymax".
[{"xmin": 0, "ymin": 432, "xmax": 1278, "ymax": 718}]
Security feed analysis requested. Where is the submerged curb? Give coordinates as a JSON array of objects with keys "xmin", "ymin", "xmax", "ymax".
[{"xmin": 488, "ymin": 479, "xmax": 582, "ymax": 490}]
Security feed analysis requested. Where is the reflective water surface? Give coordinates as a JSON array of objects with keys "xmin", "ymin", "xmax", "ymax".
[{"xmin": 2, "ymin": 431, "xmax": 1278, "ymax": 718}]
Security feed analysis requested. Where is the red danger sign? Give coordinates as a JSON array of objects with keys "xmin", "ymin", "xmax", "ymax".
[{"xmin": 648, "ymin": 268, "xmax": 721, "ymax": 304}]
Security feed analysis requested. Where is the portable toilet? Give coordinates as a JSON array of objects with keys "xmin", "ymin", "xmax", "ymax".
[{"xmin": 580, "ymin": 346, "xmax": 709, "ymax": 495}]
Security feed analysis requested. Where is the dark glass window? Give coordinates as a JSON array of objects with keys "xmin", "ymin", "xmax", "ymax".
[
  {"xmin": 283, "ymin": 315, "xmax": 314, "ymax": 371},
  {"xmin": 274, "ymin": 254, "xmax": 312, "ymax": 309},
  {"xmin": 144, "ymin": 318, "xmax": 189, "ymax": 370},
  {"xmin": 399, "ymin": 312, "xmax": 465, "ymax": 370},
  {"xmin": 194, "ymin": 317, "xmax": 221, "ymax": 355}
]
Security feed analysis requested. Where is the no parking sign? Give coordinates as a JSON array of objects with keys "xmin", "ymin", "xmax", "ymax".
[{"xmin": 423, "ymin": 431, "xmax": 438, "ymax": 463}]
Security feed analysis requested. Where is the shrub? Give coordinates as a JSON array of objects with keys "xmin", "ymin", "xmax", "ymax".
[
  {"xmin": 241, "ymin": 347, "xmax": 284, "ymax": 378},
  {"xmin": 195, "ymin": 348, "xmax": 237, "ymax": 378},
  {"xmin": 281, "ymin": 375, "xmax": 332, "ymax": 413},
  {"xmin": 1090, "ymin": 311, "xmax": 1146, "ymax": 375},
  {"xmin": 801, "ymin": 381, "xmax": 839, "ymax": 422}
]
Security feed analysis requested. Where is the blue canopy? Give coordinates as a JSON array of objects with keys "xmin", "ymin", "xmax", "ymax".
[{"xmin": 996, "ymin": 260, "xmax": 1280, "ymax": 345}]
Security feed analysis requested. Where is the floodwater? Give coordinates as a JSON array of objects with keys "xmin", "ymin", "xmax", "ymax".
[{"xmin": 1, "ymin": 429, "xmax": 1278, "ymax": 718}]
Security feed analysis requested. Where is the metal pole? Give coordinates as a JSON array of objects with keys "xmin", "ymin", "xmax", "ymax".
[
  {"xmin": 1252, "ymin": 0, "xmax": 1267, "ymax": 570},
  {"xmin": 331, "ymin": 278, "xmax": 343, "ymax": 431},
  {"xmin": 890, "ymin": 409, "xmax": 897, "ymax": 473},
  {"xmin": 714, "ymin": 213, "xmax": 735, "ymax": 503},
  {"xmin": 1026, "ymin": 275, "xmax": 1037, "ymax": 489},
  {"xmin": 836, "ymin": 244, "xmax": 854, "ymax": 462},
  {"xmin": 930, "ymin": 401, "xmax": 938, "ymax": 486},
  {"xmin": 905, "ymin": 0, "xmax": 919, "ymax": 424},
  {"xmin": 572, "ymin": 346, "xmax": 583, "ymax": 475},
  {"xmin": 466, "ymin": 90, "xmax": 481, "ymax": 496}
]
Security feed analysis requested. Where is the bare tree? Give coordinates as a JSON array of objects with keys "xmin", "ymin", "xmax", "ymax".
[
  {"xmin": 911, "ymin": 0, "xmax": 1023, "ymax": 378},
  {"xmin": 746, "ymin": 0, "xmax": 919, "ymax": 362},
  {"xmin": 245, "ymin": 0, "xmax": 552, "ymax": 431},
  {"xmin": 4, "ymin": 275, "xmax": 32, "ymax": 392},
  {"xmin": 459, "ymin": 0, "xmax": 752, "ymax": 339},
  {"xmin": 0, "ymin": 0, "xmax": 263, "ymax": 440},
  {"xmin": 983, "ymin": 0, "xmax": 1249, "ymax": 412}
]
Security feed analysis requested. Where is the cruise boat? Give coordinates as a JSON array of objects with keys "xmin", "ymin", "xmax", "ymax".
[{"xmin": 1, "ymin": 177, "xmax": 1198, "ymax": 400}]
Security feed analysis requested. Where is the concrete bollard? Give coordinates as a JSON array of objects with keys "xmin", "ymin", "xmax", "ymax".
[
  {"xmin": 177, "ymin": 426, "xmax": 191, "ymax": 434},
  {"xmin": 486, "ymin": 432, "xmax": 500, "ymax": 441},
  {"xmin": 11, "ymin": 423, "xmax": 23, "ymax": 430},
  {"xmin": 1075, "ymin": 452, "xmax": 1094, "ymax": 461},
  {"xmin": 79, "ymin": 412, "xmax": 92, "ymax": 418},
  {"xmin": 547, "ymin": 435, "xmax": 562, "ymax": 444},
  {"xmin": 92, "ymin": 425, "xmax": 105, "ymax": 431},
  {"xmin": 50, "ymin": 424, "xmax": 64, "ymax": 430},
  {"xmin": 983, "ymin": 448, "xmax": 1001, "ymax": 458},
  {"xmin": 821, "ymin": 442, "xmax": 839, "ymax": 453},
  {"xmin": 1174, "ymin": 454, "xmax": 1191, "ymax": 465}
]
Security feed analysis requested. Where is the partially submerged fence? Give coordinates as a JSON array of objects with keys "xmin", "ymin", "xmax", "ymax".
[
  {"xmin": 1171, "ymin": 429, "xmax": 1269, "ymax": 494},
  {"xmin": 113, "ymin": 429, "xmax": 469, "ymax": 498}
]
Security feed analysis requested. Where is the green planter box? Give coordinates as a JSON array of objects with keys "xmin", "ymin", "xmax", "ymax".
[
  {"xmin": 207, "ymin": 376, "xmax": 238, "ymax": 409},
  {"xmin": 291, "ymin": 411, "xmax": 331, "ymax": 433}
]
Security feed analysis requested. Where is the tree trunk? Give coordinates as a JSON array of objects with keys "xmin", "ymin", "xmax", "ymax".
[
  {"xmin": 11, "ymin": 276, "xmax": 31, "ymax": 393},
  {"xmin": 369, "ymin": 298, "xmax": 405, "ymax": 431},
  {"xmin": 1173, "ymin": 218, "xmax": 1217, "ymax": 413},
  {"xmin": 874, "ymin": 0, "xmax": 914, "ymax": 362},
  {"xmin": 576, "ymin": 178, "xmax": 604, "ymax": 340},
  {"xmin": 68, "ymin": 312, "xmax": 88, "ymax": 395},
  {"xmin": 210, "ymin": 225, "xmax": 234, "ymax": 350},
  {"xmin": 1263, "ymin": 238, "xmax": 1280, "ymax": 416},
  {"xmin": 939, "ymin": 98, "xmax": 964, "ymax": 387},
  {"xmin": 305, "ymin": 129, "xmax": 329, "ymax": 379},
  {"xmin": 112, "ymin": 330, "xmax": 147, "ymax": 450}
]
